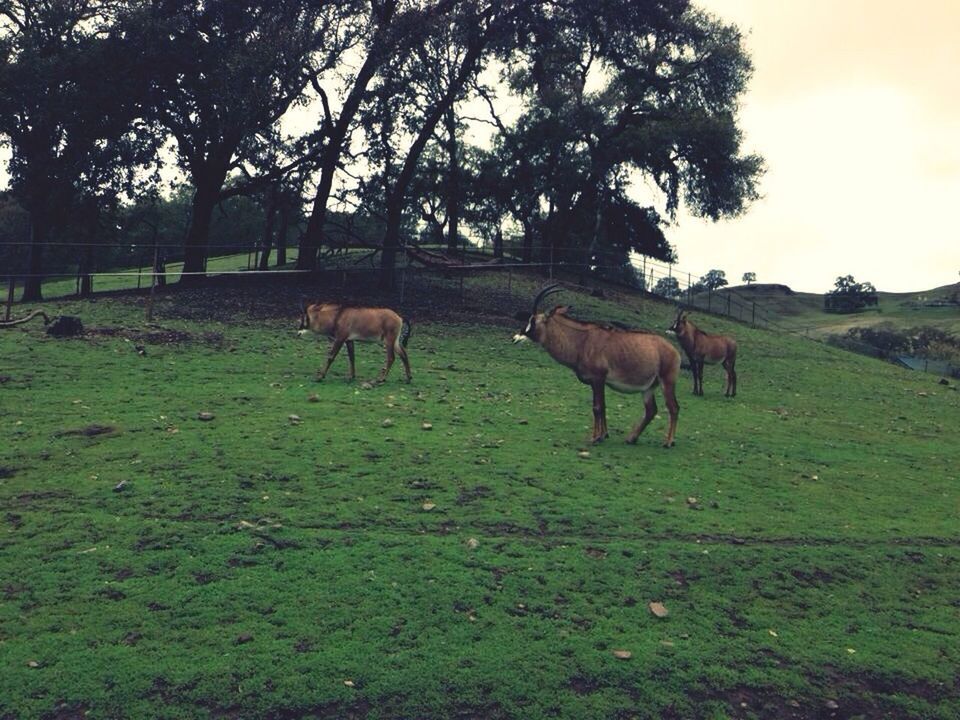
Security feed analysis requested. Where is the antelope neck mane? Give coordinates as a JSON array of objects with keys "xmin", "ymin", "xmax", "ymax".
[{"xmin": 551, "ymin": 313, "xmax": 645, "ymax": 334}]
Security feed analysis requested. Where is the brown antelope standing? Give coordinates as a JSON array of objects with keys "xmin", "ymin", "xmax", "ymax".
[
  {"xmin": 513, "ymin": 284, "xmax": 680, "ymax": 447},
  {"xmin": 667, "ymin": 309, "xmax": 737, "ymax": 397},
  {"xmin": 297, "ymin": 301, "xmax": 412, "ymax": 383}
]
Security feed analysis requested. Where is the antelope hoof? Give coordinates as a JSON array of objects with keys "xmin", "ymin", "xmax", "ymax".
[
  {"xmin": 315, "ymin": 374, "xmax": 326, "ymax": 382},
  {"xmin": 662, "ymin": 440, "xmax": 675, "ymax": 449},
  {"xmin": 591, "ymin": 434, "xmax": 608, "ymax": 445}
]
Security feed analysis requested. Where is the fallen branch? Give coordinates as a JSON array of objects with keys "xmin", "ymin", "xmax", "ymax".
[{"xmin": 0, "ymin": 310, "xmax": 50, "ymax": 328}]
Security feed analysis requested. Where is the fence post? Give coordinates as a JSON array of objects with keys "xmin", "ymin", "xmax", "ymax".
[
  {"xmin": 400, "ymin": 265, "xmax": 407, "ymax": 305},
  {"xmin": 707, "ymin": 288, "xmax": 712, "ymax": 312},
  {"xmin": 5, "ymin": 277, "xmax": 15, "ymax": 321},
  {"xmin": 507, "ymin": 266, "xmax": 512, "ymax": 302},
  {"xmin": 751, "ymin": 302, "xmax": 756, "ymax": 326},
  {"xmin": 146, "ymin": 243, "xmax": 159, "ymax": 323}
]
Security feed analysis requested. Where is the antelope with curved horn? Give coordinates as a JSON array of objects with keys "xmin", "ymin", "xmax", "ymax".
[
  {"xmin": 513, "ymin": 284, "xmax": 680, "ymax": 447},
  {"xmin": 667, "ymin": 309, "xmax": 737, "ymax": 397},
  {"xmin": 297, "ymin": 301, "xmax": 412, "ymax": 383}
]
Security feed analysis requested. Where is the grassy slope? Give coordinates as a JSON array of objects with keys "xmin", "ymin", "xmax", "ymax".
[
  {"xmin": 718, "ymin": 283, "xmax": 960, "ymax": 338},
  {"xmin": 1, "ymin": 278, "xmax": 959, "ymax": 719}
]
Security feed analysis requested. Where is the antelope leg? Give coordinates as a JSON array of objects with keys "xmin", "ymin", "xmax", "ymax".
[
  {"xmin": 627, "ymin": 391, "xmax": 657, "ymax": 444},
  {"xmin": 377, "ymin": 341, "xmax": 396, "ymax": 383},
  {"xmin": 318, "ymin": 338, "xmax": 345, "ymax": 380},
  {"xmin": 346, "ymin": 341, "xmax": 356, "ymax": 380},
  {"xmin": 591, "ymin": 382, "xmax": 608, "ymax": 443}
]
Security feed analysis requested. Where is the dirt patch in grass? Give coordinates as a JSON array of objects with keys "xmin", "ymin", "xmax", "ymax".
[
  {"xmin": 696, "ymin": 671, "xmax": 958, "ymax": 720},
  {"xmin": 86, "ymin": 326, "xmax": 225, "ymax": 347},
  {"xmin": 55, "ymin": 423, "xmax": 117, "ymax": 438}
]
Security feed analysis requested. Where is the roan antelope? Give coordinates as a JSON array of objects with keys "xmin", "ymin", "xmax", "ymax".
[
  {"xmin": 513, "ymin": 284, "xmax": 680, "ymax": 447},
  {"xmin": 667, "ymin": 309, "xmax": 737, "ymax": 397},
  {"xmin": 297, "ymin": 301, "xmax": 412, "ymax": 383}
]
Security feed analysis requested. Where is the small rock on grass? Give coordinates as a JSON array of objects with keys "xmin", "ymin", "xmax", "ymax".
[
  {"xmin": 578, "ymin": 450, "xmax": 591, "ymax": 459},
  {"xmin": 612, "ymin": 649, "xmax": 632, "ymax": 660},
  {"xmin": 422, "ymin": 502, "xmax": 436, "ymax": 511},
  {"xmin": 421, "ymin": 422, "xmax": 433, "ymax": 431},
  {"xmin": 197, "ymin": 412, "xmax": 215, "ymax": 421},
  {"xmin": 648, "ymin": 601, "xmax": 669, "ymax": 618},
  {"xmin": 382, "ymin": 418, "xmax": 394, "ymax": 428},
  {"xmin": 466, "ymin": 537, "xmax": 479, "ymax": 549}
]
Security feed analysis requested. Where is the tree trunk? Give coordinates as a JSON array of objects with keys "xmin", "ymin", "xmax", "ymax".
[
  {"xmin": 298, "ymin": 8, "xmax": 398, "ymax": 271},
  {"xmin": 258, "ymin": 186, "xmax": 279, "ymax": 271},
  {"xmin": 493, "ymin": 226, "xmax": 503, "ymax": 259},
  {"xmin": 21, "ymin": 215, "xmax": 46, "ymax": 302},
  {"xmin": 79, "ymin": 240, "xmax": 94, "ymax": 297},
  {"xmin": 521, "ymin": 219, "xmax": 533, "ymax": 264},
  {"xmin": 276, "ymin": 204, "xmax": 289, "ymax": 266},
  {"xmin": 445, "ymin": 104, "xmax": 459, "ymax": 255},
  {"xmin": 379, "ymin": 195, "xmax": 405, "ymax": 289},
  {"xmin": 379, "ymin": 32, "xmax": 489, "ymax": 288},
  {"xmin": 180, "ymin": 176, "xmax": 223, "ymax": 286}
]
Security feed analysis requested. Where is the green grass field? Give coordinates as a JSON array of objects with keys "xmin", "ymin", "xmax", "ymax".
[{"xmin": 2, "ymin": 275, "xmax": 959, "ymax": 719}]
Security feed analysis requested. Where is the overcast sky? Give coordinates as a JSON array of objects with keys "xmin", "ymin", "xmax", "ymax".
[{"xmin": 669, "ymin": 0, "xmax": 960, "ymax": 292}]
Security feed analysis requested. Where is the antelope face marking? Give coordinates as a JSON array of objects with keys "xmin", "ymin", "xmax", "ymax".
[
  {"xmin": 667, "ymin": 312, "xmax": 687, "ymax": 335},
  {"xmin": 512, "ymin": 313, "xmax": 539, "ymax": 344},
  {"xmin": 296, "ymin": 313, "xmax": 310, "ymax": 337}
]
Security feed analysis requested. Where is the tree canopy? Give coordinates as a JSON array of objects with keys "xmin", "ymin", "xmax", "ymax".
[{"xmin": 1, "ymin": 0, "xmax": 764, "ymax": 292}]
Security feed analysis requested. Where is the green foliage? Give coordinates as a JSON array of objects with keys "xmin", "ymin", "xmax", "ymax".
[
  {"xmin": 1, "ymin": 281, "xmax": 958, "ymax": 718},
  {"xmin": 653, "ymin": 276, "xmax": 681, "ymax": 298},
  {"xmin": 835, "ymin": 323, "xmax": 960, "ymax": 360},
  {"xmin": 742, "ymin": 272, "xmax": 756, "ymax": 285},
  {"xmin": 700, "ymin": 269, "xmax": 729, "ymax": 291},
  {"xmin": 826, "ymin": 276, "xmax": 879, "ymax": 313}
]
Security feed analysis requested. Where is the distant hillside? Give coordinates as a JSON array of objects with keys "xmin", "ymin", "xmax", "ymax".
[{"xmin": 714, "ymin": 281, "xmax": 960, "ymax": 337}]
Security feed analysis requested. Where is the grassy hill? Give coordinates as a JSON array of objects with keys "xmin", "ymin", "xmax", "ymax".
[
  {"xmin": 715, "ymin": 282, "xmax": 960, "ymax": 338},
  {"xmin": 2, "ymin": 274, "xmax": 959, "ymax": 719}
]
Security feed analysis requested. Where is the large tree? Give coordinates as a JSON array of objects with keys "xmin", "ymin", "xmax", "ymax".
[
  {"xmin": 368, "ymin": 0, "xmax": 539, "ymax": 286},
  {"xmin": 127, "ymin": 0, "xmax": 353, "ymax": 283},
  {"xmin": 0, "ymin": 0, "xmax": 146, "ymax": 300},
  {"xmin": 482, "ymin": 0, "xmax": 763, "ymax": 276}
]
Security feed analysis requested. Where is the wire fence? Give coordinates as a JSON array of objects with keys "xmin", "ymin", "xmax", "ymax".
[{"xmin": 4, "ymin": 238, "xmax": 957, "ymax": 379}]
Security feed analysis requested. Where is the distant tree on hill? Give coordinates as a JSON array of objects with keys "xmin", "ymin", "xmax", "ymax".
[
  {"xmin": 653, "ymin": 276, "xmax": 681, "ymax": 298},
  {"xmin": 742, "ymin": 271, "xmax": 756, "ymax": 285},
  {"xmin": 825, "ymin": 275, "xmax": 878, "ymax": 312},
  {"xmin": 700, "ymin": 269, "xmax": 728, "ymax": 291}
]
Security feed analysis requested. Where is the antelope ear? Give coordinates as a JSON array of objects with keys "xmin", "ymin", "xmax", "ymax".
[{"xmin": 553, "ymin": 305, "xmax": 573, "ymax": 315}]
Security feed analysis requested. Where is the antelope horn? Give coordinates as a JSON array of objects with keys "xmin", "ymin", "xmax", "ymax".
[{"xmin": 531, "ymin": 283, "xmax": 563, "ymax": 314}]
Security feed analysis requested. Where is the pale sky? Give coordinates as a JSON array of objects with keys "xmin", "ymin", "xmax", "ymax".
[{"xmin": 669, "ymin": 0, "xmax": 960, "ymax": 292}]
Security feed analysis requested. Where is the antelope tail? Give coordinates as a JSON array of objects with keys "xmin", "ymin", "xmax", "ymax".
[{"xmin": 399, "ymin": 318, "xmax": 412, "ymax": 348}]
